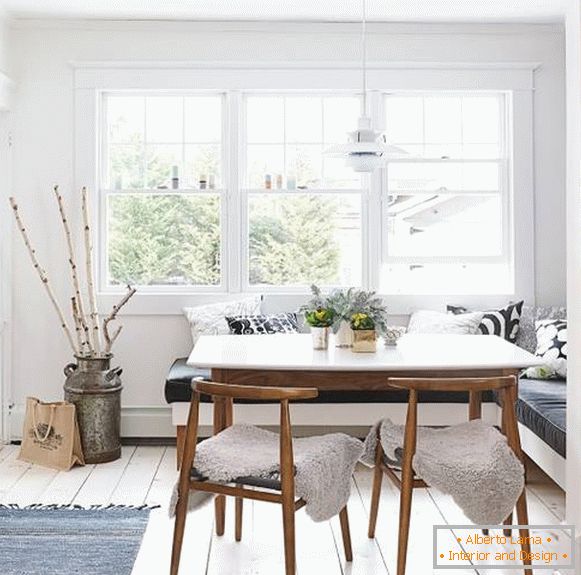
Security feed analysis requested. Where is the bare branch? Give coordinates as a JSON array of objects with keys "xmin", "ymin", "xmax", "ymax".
[
  {"xmin": 53, "ymin": 185, "xmax": 93, "ymax": 353},
  {"xmin": 10, "ymin": 197, "xmax": 78, "ymax": 354},
  {"xmin": 103, "ymin": 286, "xmax": 136, "ymax": 354},
  {"xmin": 81, "ymin": 187, "xmax": 102, "ymax": 355}
]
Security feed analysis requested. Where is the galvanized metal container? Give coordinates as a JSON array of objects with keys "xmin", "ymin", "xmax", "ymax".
[{"xmin": 63, "ymin": 355, "xmax": 123, "ymax": 464}]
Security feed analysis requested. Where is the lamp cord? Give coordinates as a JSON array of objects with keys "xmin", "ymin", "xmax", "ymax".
[{"xmin": 362, "ymin": 0, "xmax": 367, "ymax": 115}]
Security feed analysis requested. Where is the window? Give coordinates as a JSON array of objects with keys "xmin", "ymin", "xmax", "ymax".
[
  {"xmin": 243, "ymin": 95, "xmax": 364, "ymax": 288},
  {"xmin": 103, "ymin": 94, "xmax": 224, "ymax": 288},
  {"xmin": 98, "ymin": 87, "xmax": 516, "ymax": 298},
  {"xmin": 382, "ymin": 94, "xmax": 512, "ymax": 294}
]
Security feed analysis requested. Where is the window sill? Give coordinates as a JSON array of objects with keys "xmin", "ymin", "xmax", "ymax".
[{"xmin": 97, "ymin": 291, "xmax": 523, "ymax": 317}]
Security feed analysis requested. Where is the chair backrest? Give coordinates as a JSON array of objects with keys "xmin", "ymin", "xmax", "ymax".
[
  {"xmin": 387, "ymin": 375, "xmax": 516, "ymax": 392},
  {"xmin": 193, "ymin": 378, "xmax": 319, "ymax": 402}
]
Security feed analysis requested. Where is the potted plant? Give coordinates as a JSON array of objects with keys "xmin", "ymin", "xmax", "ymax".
[
  {"xmin": 351, "ymin": 312, "xmax": 377, "ymax": 352},
  {"xmin": 300, "ymin": 286, "xmax": 335, "ymax": 350},
  {"xmin": 326, "ymin": 287, "xmax": 389, "ymax": 347}
]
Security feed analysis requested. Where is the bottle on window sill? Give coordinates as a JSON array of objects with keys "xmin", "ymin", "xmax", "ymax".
[
  {"xmin": 208, "ymin": 174, "xmax": 215, "ymax": 190},
  {"xmin": 265, "ymin": 174, "xmax": 272, "ymax": 190},
  {"xmin": 287, "ymin": 175, "xmax": 296, "ymax": 190},
  {"xmin": 276, "ymin": 174, "xmax": 283, "ymax": 189},
  {"xmin": 171, "ymin": 165, "xmax": 179, "ymax": 190},
  {"xmin": 199, "ymin": 174, "xmax": 207, "ymax": 190}
]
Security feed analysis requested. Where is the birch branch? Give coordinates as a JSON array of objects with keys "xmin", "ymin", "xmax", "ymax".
[
  {"xmin": 71, "ymin": 297, "xmax": 84, "ymax": 351},
  {"xmin": 72, "ymin": 296, "xmax": 91, "ymax": 354},
  {"xmin": 103, "ymin": 286, "xmax": 136, "ymax": 354},
  {"xmin": 53, "ymin": 185, "xmax": 93, "ymax": 354},
  {"xmin": 9, "ymin": 197, "xmax": 78, "ymax": 354},
  {"xmin": 81, "ymin": 187, "xmax": 102, "ymax": 355},
  {"xmin": 105, "ymin": 325, "xmax": 123, "ymax": 354}
]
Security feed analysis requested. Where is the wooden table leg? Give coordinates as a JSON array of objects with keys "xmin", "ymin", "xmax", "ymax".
[
  {"xmin": 503, "ymin": 383, "xmax": 532, "ymax": 575},
  {"xmin": 469, "ymin": 390, "xmax": 482, "ymax": 420}
]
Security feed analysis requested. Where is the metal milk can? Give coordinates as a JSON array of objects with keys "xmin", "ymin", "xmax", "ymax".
[{"xmin": 63, "ymin": 355, "xmax": 123, "ymax": 464}]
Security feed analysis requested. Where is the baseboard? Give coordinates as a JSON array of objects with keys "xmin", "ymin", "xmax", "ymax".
[
  {"xmin": 9, "ymin": 402, "xmax": 501, "ymax": 440},
  {"xmin": 9, "ymin": 404, "xmax": 175, "ymax": 440}
]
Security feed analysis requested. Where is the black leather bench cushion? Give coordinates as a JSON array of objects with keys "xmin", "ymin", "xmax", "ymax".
[
  {"xmin": 516, "ymin": 378, "xmax": 566, "ymax": 458},
  {"xmin": 164, "ymin": 358, "xmax": 493, "ymax": 405}
]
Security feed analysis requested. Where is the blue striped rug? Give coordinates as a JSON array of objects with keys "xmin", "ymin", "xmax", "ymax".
[{"xmin": 0, "ymin": 505, "xmax": 155, "ymax": 575}]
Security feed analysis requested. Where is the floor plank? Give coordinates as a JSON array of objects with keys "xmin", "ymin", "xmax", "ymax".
[
  {"xmin": 0, "ymin": 447, "xmax": 31, "ymax": 503},
  {"xmin": 109, "ymin": 446, "xmax": 165, "ymax": 506},
  {"xmin": 73, "ymin": 445, "xmax": 136, "ymax": 506},
  {"xmin": 40, "ymin": 463, "xmax": 97, "ymax": 505},
  {"xmin": 145, "ymin": 446, "xmax": 178, "ymax": 508},
  {"xmin": 3, "ymin": 463, "xmax": 59, "ymax": 506}
]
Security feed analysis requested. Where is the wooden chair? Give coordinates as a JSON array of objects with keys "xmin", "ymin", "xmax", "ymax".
[
  {"xmin": 171, "ymin": 378, "xmax": 353, "ymax": 575},
  {"xmin": 367, "ymin": 375, "xmax": 532, "ymax": 575}
]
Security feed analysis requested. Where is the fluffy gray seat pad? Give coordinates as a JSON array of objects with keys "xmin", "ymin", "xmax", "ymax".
[
  {"xmin": 172, "ymin": 423, "xmax": 363, "ymax": 522},
  {"xmin": 362, "ymin": 419, "xmax": 524, "ymax": 525}
]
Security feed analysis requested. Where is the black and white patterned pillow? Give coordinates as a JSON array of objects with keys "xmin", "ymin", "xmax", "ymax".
[
  {"xmin": 523, "ymin": 319, "xmax": 567, "ymax": 380},
  {"xmin": 447, "ymin": 301, "xmax": 524, "ymax": 344},
  {"xmin": 226, "ymin": 313, "xmax": 299, "ymax": 335}
]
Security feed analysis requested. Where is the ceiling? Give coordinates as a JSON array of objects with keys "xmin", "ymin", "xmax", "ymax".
[{"xmin": 0, "ymin": 0, "xmax": 569, "ymax": 23}]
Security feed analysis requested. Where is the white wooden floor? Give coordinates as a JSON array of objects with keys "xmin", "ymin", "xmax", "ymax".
[{"xmin": 0, "ymin": 443, "xmax": 570, "ymax": 575}]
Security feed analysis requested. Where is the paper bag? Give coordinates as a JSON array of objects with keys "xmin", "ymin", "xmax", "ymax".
[{"xmin": 19, "ymin": 397, "xmax": 85, "ymax": 471}]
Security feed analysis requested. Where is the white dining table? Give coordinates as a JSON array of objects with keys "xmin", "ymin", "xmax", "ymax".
[{"xmin": 187, "ymin": 332, "xmax": 541, "ymax": 533}]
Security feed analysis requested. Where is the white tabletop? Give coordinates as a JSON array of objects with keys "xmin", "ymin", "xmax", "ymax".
[{"xmin": 187, "ymin": 333, "xmax": 542, "ymax": 372}]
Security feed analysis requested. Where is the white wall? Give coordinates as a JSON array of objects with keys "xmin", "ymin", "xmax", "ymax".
[{"xmin": 7, "ymin": 21, "xmax": 566, "ymax": 437}]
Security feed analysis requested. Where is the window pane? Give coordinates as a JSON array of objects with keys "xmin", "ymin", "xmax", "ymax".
[
  {"xmin": 145, "ymin": 144, "xmax": 182, "ymax": 189},
  {"xmin": 387, "ymin": 193, "xmax": 503, "ymax": 257},
  {"xmin": 462, "ymin": 97, "xmax": 500, "ymax": 144},
  {"xmin": 247, "ymin": 97, "xmax": 284, "ymax": 143},
  {"xmin": 424, "ymin": 97, "xmax": 462, "ymax": 144},
  {"xmin": 286, "ymin": 144, "xmax": 323, "ymax": 189},
  {"xmin": 108, "ymin": 194, "xmax": 221, "ymax": 286},
  {"xmin": 248, "ymin": 193, "xmax": 361, "ymax": 286},
  {"xmin": 184, "ymin": 96, "xmax": 222, "ymax": 142},
  {"xmin": 184, "ymin": 144, "xmax": 222, "ymax": 188},
  {"xmin": 246, "ymin": 144, "xmax": 284, "ymax": 188},
  {"xmin": 323, "ymin": 97, "xmax": 361, "ymax": 143},
  {"xmin": 388, "ymin": 162, "xmax": 499, "ymax": 192},
  {"xmin": 386, "ymin": 94, "xmax": 503, "ymax": 159},
  {"xmin": 107, "ymin": 96, "xmax": 144, "ymax": 144},
  {"xmin": 385, "ymin": 96, "xmax": 423, "ymax": 144},
  {"xmin": 146, "ymin": 96, "xmax": 183, "ymax": 143},
  {"xmin": 382, "ymin": 263, "xmax": 512, "ymax": 295},
  {"xmin": 108, "ymin": 144, "xmax": 145, "ymax": 189},
  {"xmin": 285, "ymin": 97, "xmax": 322, "ymax": 143}
]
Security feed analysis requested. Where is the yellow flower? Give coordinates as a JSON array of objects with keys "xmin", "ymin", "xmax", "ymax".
[{"xmin": 315, "ymin": 309, "xmax": 328, "ymax": 321}]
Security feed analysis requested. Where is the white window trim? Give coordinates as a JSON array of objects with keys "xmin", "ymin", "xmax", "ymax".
[{"xmin": 73, "ymin": 61, "xmax": 536, "ymax": 315}]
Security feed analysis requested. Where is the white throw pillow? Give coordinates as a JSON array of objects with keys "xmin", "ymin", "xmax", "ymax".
[
  {"xmin": 183, "ymin": 296, "xmax": 262, "ymax": 345},
  {"xmin": 407, "ymin": 310, "xmax": 485, "ymax": 335}
]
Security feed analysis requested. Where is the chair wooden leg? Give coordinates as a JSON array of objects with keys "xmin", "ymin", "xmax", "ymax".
[
  {"xmin": 503, "ymin": 512, "xmax": 513, "ymax": 536},
  {"xmin": 171, "ymin": 392, "xmax": 201, "ymax": 575},
  {"xmin": 397, "ymin": 389, "xmax": 418, "ymax": 575},
  {"xmin": 235, "ymin": 488, "xmax": 243, "ymax": 542},
  {"xmin": 339, "ymin": 506, "xmax": 353, "ymax": 562},
  {"xmin": 280, "ymin": 399, "xmax": 296, "ymax": 575},
  {"xmin": 368, "ymin": 439, "xmax": 384, "ymax": 538},
  {"xmin": 213, "ymin": 396, "xmax": 227, "ymax": 536},
  {"xmin": 176, "ymin": 426, "xmax": 186, "ymax": 471},
  {"xmin": 502, "ymin": 385, "xmax": 532, "ymax": 575},
  {"xmin": 171, "ymin": 492, "xmax": 189, "ymax": 575}
]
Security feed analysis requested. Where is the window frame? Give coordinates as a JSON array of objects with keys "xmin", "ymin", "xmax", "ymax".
[
  {"xmin": 98, "ymin": 90, "xmax": 230, "ymax": 294},
  {"xmin": 74, "ymin": 63, "xmax": 535, "ymax": 314},
  {"xmin": 239, "ymin": 91, "xmax": 369, "ymax": 293},
  {"xmin": 380, "ymin": 91, "xmax": 514, "ymax": 295}
]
